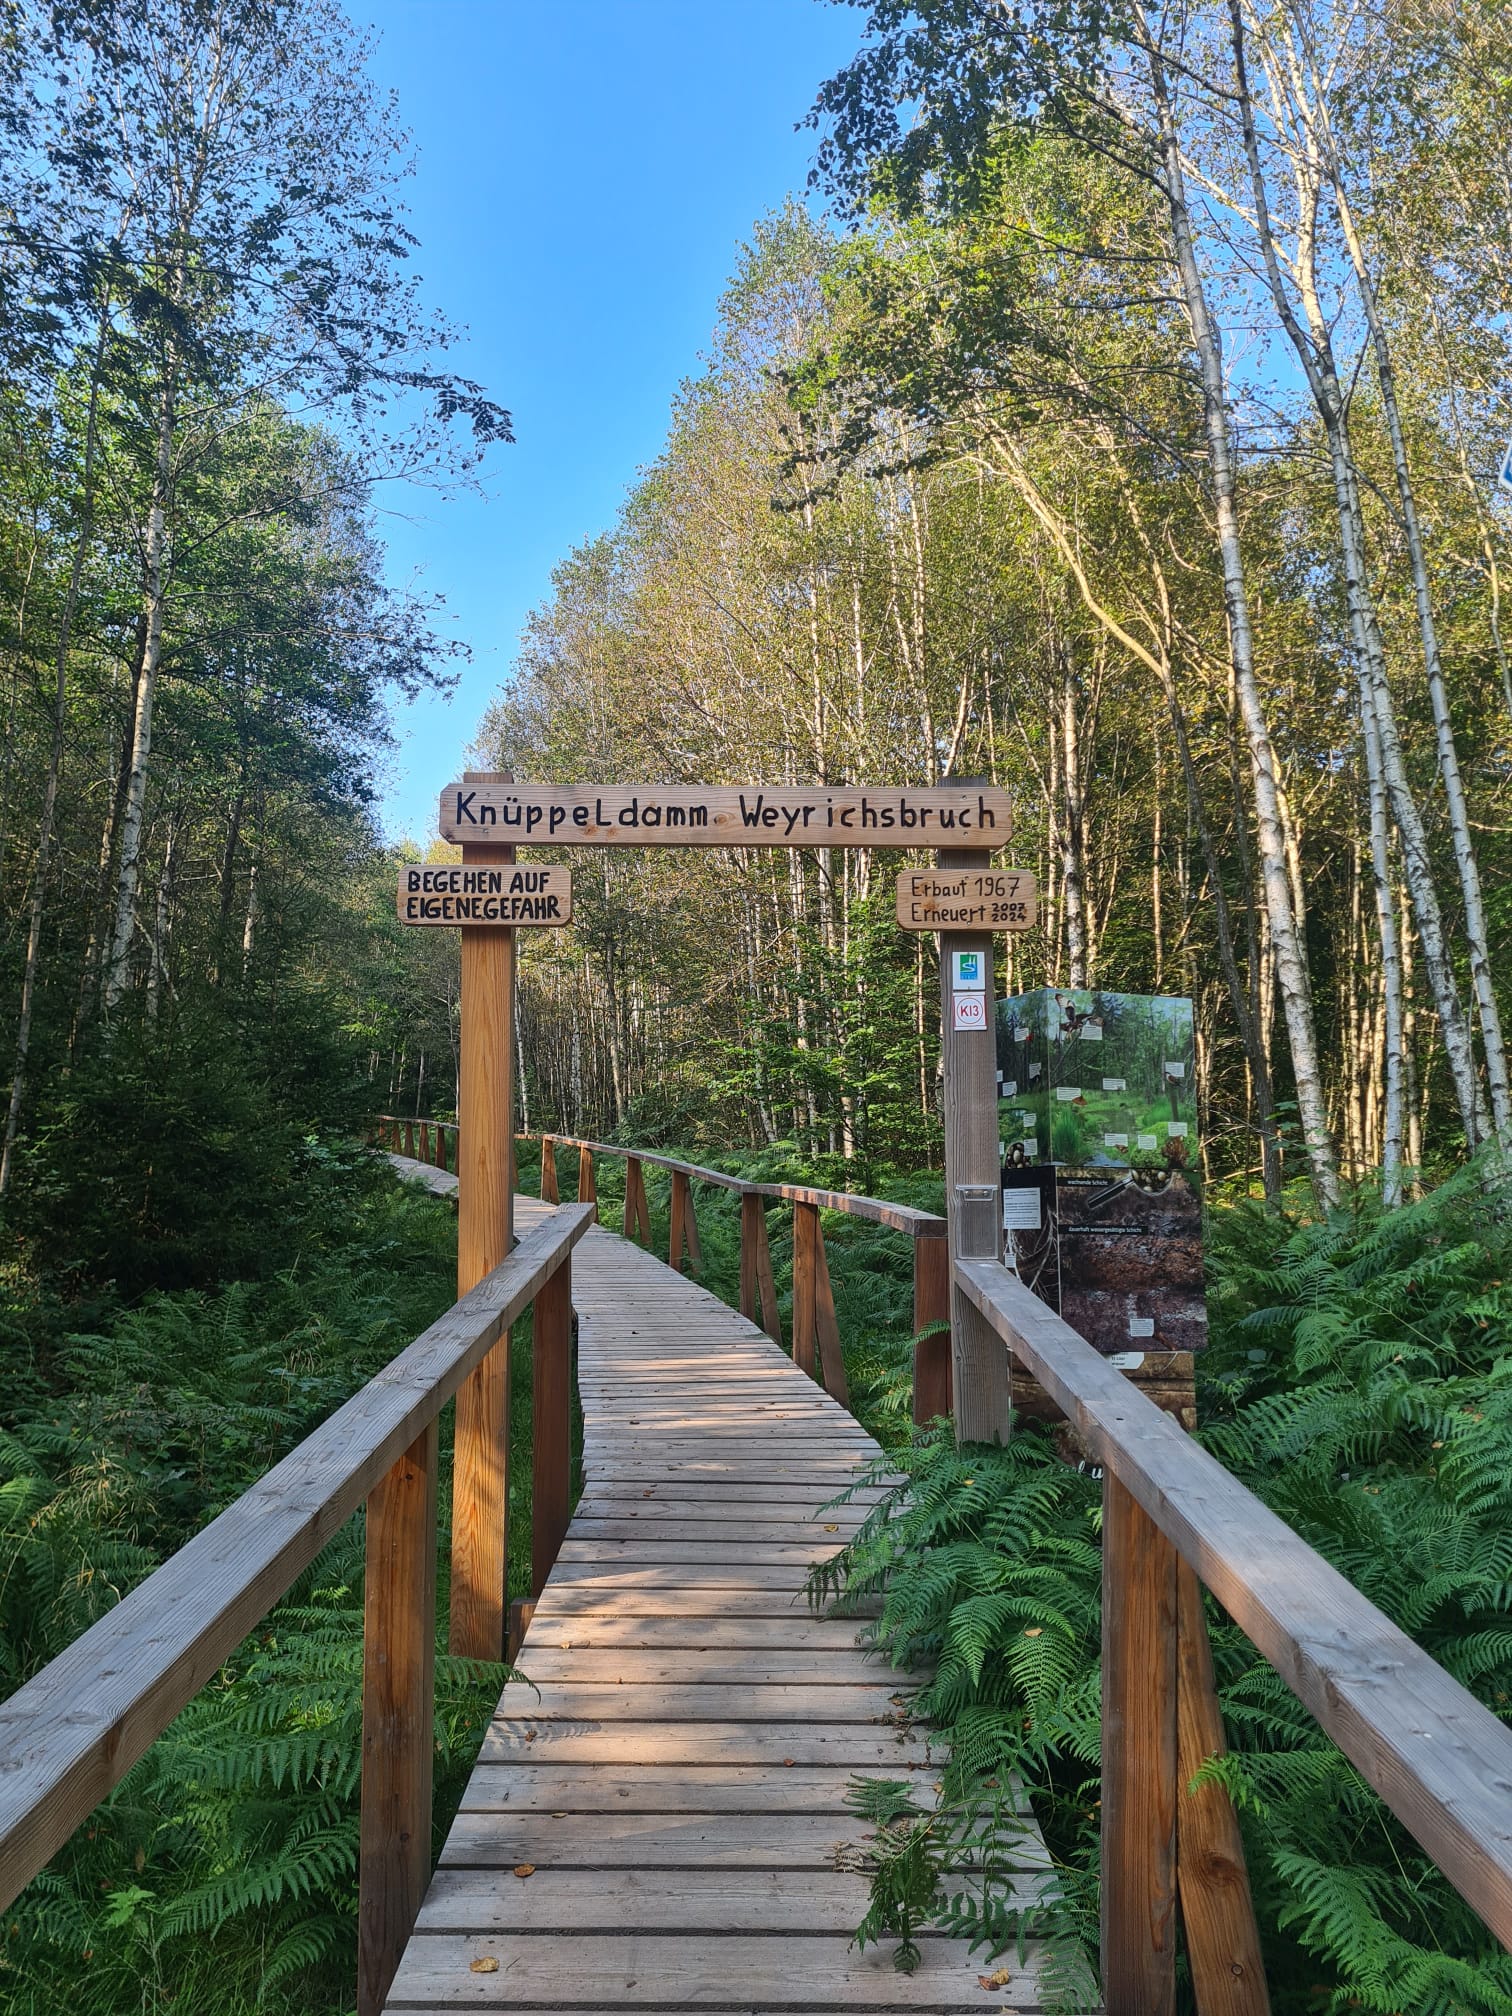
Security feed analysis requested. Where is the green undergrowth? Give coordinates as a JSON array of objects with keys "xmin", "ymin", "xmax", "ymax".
[
  {"xmin": 527, "ymin": 1135, "xmax": 939, "ymax": 1446},
  {"xmin": 809, "ymin": 1161, "xmax": 1512, "ymax": 2015},
  {"xmin": 0, "ymin": 1147, "xmax": 563, "ymax": 2016}
]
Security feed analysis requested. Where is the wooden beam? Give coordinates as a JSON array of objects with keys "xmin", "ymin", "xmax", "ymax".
[
  {"xmin": 792, "ymin": 1202, "xmax": 819, "ymax": 1380},
  {"xmin": 540, "ymin": 1136, "xmax": 559, "ymax": 1204},
  {"xmin": 936, "ymin": 836, "xmax": 1010, "ymax": 1444},
  {"xmin": 1102, "ymin": 1472, "xmax": 1178, "ymax": 2016},
  {"xmin": 911, "ymin": 1233, "xmax": 951, "ymax": 1426},
  {"xmin": 954, "ymin": 1252, "xmax": 1512, "ymax": 1952},
  {"xmin": 532, "ymin": 1258, "xmax": 572, "ymax": 1597},
  {"xmin": 452, "ymin": 789, "xmax": 515, "ymax": 1663},
  {"xmin": 811, "ymin": 1218, "xmax": 849, "ymax": 1408},
  {"xmin": 577, "ymin": 1145, "xmax": 597, "ymax": 1221},
  {"xmin": 358, "ymin": 1421, "xmax": 438, "ymax": 2016},
  {"xmin": 1177, "ymin": 1560, "xmax": 1270, "ymax": 2015},
  {"xmin": 754, "ymin": 1201, "xmax": 783, "ymax": 1350},
  {"xmin": 623, "ymin": 1156, "xmax": 650, "ymax": 1245},
  {"xmin": 738, "ymin": 1191, "xmax": 760, "ymax": 1321},
  {"xmin": 669, "ymin": 1169, "xmax": 690, "ymax": 1275}
]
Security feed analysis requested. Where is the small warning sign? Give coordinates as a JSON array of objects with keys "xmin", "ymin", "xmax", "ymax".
[{"xmin": 397, "ymin": 864, "xmax": 573, "ymax": 926}]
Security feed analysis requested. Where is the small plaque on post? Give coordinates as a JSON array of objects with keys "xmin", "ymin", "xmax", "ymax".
[
  {"xmin": 397, "ymin": 863, "xmax": 573, "ymax": 926},
  {"xmin": 896, "ymin": 868, "xmax": 1037, "ymax": 931}
]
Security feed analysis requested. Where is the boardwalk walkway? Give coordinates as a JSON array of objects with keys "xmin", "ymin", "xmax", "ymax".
[{"xmin": 382, "ymin": 1163, "xmax": 1053, "ymax": 2011}]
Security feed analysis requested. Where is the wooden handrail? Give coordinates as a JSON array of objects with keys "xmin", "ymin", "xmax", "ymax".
[
  {"xmin": 0, "ymin": 1202, "xmax": 594, "ymax": 2015},
  {"xmin": 955, "ymin": 1252, "xmax": 1512, "ymax": 1972}
]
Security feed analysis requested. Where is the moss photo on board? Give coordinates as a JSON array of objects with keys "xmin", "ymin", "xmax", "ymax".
[{"xmin": 996, "ymin": 988, "xmax": 1197, "ymax": 1173}]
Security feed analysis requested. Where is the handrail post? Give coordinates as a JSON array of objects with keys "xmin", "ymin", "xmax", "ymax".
[
  {"xmin": 810, "ymin": 1215, "xmax": 849, "ymax": 1405},
  {"xmin": 532, "ymin": 1257, "xmax": 572, "ymax": 1596},
  {"xmin": 669, "ymin": 1168, "xmax": 689, "ymax": 1273},
  {"xmin": 1102, "ymin": 1471, "xmax": 1178, "ymax": 2016},
  {"xmin": 738, "ymin": 1190, "xmax": 759, "ymax": 1319},
  {"xmin": 357, "ymin": 1420, "xmax": 438, "ymax": 2016},
  {"xmin": 623, "ymin": 1156, "xmax": 648, "ymax": 1244},
  {"xmin": 540, "ymin": 1136, "xmax": 559, "ymax": 1204},
  {"xmin": 436, "ymin": 1123, "xmax": 448, "ymax": 1175},
  {"xmin": 404, "ymin": 1116, "xmax": 415, "ymax": 1158},
  {"xmin": 912, "ymin": 1232, "xmax": 951, "ymax": 1425},
  {"xmin": 792, "ymin": 1201, "xmax": 818, "ymax": 1377},
  {"xmin": 577, "ymin": 1145, "xmax": 597, "ymax": 1222}
]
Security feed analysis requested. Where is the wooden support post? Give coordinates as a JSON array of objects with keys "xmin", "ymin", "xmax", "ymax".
[
  {"xmin": 404, "ymin": 1117, "xmax": 415, "ymax": 1158},
  {"xmin": 358, "ymin": 1420, "xmax": 438, "ymax": 2016},
  {"xmin": 577, "ymin": 1145, "xmax": 597, "ymax": 1221},
  {"xmin": 450, "ymin": 785, "xmax": 515, "ymax": 1661},
  {"xmin": 684, "ymin": 1185, "xmax": 703, "ymax": 1273},
  {"xmin": 811, "ymin": 1218, "xmax": 849, "ymax": 1407},
  {"xmin": 531, "ymin": 1257, "xmax": 572, "ymax": 1598},
  {"xmin": 937, "ymin": 834, "xmax": 1011, "ymax": 1443},
  {"xmin": 540, "ymin": 1137, "xmax": 559, "ymax": 1204},
  {"xmin": 1102, "ymin": 1472, "xmax": 1179, "ymax": 2016},
  {"xmin": 1177, "ymin": 1560, "xmax": 1270, "ymax": 2015},
  {"xmin": 436, "ymin": 1124, "xmax": 448, "ymax": 1175},
  {"xmin": 623, "ymin": 1157, "xmax": 650, "ymax": 1244},
  {"xmin": 669, "ymin": 1169, "xmax": 690, "ymax": 1274},
  {"xmin": 740, "ymin": 1192, "xmax": 783, "ymax": 1346},
  {"xmin": 793, "ymin": 1201, "xmax": 819, "ymax": 1378},
  {"xmin": 739, "ymin": 1190, "xmax": 759, "ymax": 1320},
  {"xmin": 912, "ymin": 1232, "xmax": 952, "ymax": 1425}
]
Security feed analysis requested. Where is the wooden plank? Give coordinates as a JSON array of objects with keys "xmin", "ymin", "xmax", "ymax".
[
  {"xmin": 531, "ymin": 1255, "xmax": 571, "ymax": 1597},
  {"xmin": 520, "ymin": 1617, "xmax": 872, "ymax": 1651},
  {"xmin": 564, "ymin": 1518, "xmax": 860, "ymax": 1548},
  {"xmin": 358, "ymin": 1421, "xmax": 438, "ymax": 2016},
  {"xmin": 0, "ymin": 1206, "xmax": 593, "ymax": 1917},
  {"xmin": 477, "ymin": 1723, "xmax": 937, "ymax": 1767},
  {"xmin": 957, "ymin": 1250, "xmax": 1512, "ymax": 1952},
  {"xmin": 456, "ymin": 1762, "xmax": 896, "ymax": 1813},
  {"xmin": 385, "ymin": 1931, "xmax": 1046, "ymax": 2008},
  {"xmin": 438, "ymin": 1814, "xmax": 898, "ymax": 1871},
  {"xmin": 1176, "ymin": 1559, "xmax": 1270, "ymax": 2015},
  {"xmin": 511, "ymin": 1650, "xmax": 912, "ymax": 1686},
  {"xmin": 437, "ymin": 778, "xmax": 1014, "ymax": 848},
  {"xmin": 1100, "ymin": 1474, "xmax": 1177, "ymax": 2016},
  {"xmin": 485, "ymin": 1682, "xmax": 913, "ymax": 1722},
  {"xmin": 527, "ymin": 1587, "xmax": 876, "ymax": 1618},
  {"xmin": 545, "ymin": 1561, "xmax": 824, "ymax": 1590}
]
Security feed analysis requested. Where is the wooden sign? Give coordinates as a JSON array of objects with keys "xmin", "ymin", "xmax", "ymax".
[
  {"xmin": 397, "ymin": 863, "xmax": 572, "ymax": 926},
  {"xmin": 438, "ymin": 781, "xmax": 1012, "ymax": 848},
  {"xmin": 896, "ymin": 868, "xmax": 1037, "ymax": 931}
]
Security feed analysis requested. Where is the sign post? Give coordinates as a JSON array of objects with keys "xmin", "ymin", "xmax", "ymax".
[
  {"xmin": 937, "ymin": 821, "xmax": 1013, "ymax": 1444},
  {"xmin": 449, "ymin": 776, "xmax": 516, "ymax": 1661}
]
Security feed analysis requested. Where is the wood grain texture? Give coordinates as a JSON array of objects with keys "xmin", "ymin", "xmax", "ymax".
[
  {"xmin": 1176, "ymin": 1559, "xmax": 1270, "ymax": 2015},
  {"xmin": 530, "ymin": 1257, "xmax": 571, "ymax": 1597},
  {"xmin": 936, "ymin": 841, "xmax": 1010, "ymax": 1445},
  {"xmin": 437, "ymin": 779, "xmax": 1013, "ymax": 848},
  {"xmin": 1101, "ymin": 1473, "xmax": 1178, "ymax": 2016},
  {"xmin": 956, "ymin": 1250, "xmax": 1512, "ymax": 1952},
  {"xmin": 382, "ymin": 1214, "xmax": 1061, "ymax": 2012},
  {"xmin": 912, "ymin": 1230, "xmax": 952, "ymax": 1426},
  {"xmin": 358, "ymin": 1422, "xmax": 439, "ymax": 2016},
  {"xmin": 452, "ymin": 803, "xmax": 517, "ymax": 1661},
  {"xmin": 0, "ymin": 1205, "xmax": 591, "ymax": 1917}
]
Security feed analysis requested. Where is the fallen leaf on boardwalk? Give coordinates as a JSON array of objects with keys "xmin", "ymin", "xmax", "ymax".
[
  {"xmin": 551, "ymin": 1811, "xmax": 567, "ymax": 1818},
  {"xmin": 978, "ymin": 1968, "xmax": 1013, "ymax": 1989},
  {"xmin": 783, "ymin": 1757, "xmax": 795, "ymax": 1767},
  {"xmin": 824, "ymin": 1523, "xmax": 840, "ymax": 1532},
  {"xmin": 560, "ymin": 1640, "xmax": 572, "ymax": 1649},
  {"xmin": 470, "ymin": 1957, "xmax": 500, "ymax": 1973},
  {"xmin": 513, "ymin": 1864, "xmax": 536, "ymax": 1878}
]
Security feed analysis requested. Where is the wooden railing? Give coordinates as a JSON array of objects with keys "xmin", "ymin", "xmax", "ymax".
[
  {"xmin": 374, "ymin": 1117, "xmax": 950, "ymax": 1423},
  {"xmin": 0, "ymin": 1201, "xmax": 594, "ymax": 2016},
  {"xmin": 957, "ymin": 1254, "xmax": 1512, "ymax": 2012}
]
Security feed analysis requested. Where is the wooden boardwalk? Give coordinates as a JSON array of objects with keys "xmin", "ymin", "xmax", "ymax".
[{"xmin": 381, "ymin": 1174, "xmax": 1053, "ymax": 2011}]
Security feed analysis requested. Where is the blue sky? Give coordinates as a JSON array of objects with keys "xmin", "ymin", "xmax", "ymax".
[{"xmin": 360, "ymin": 0, "xmax": 860, "ymax": 842}]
